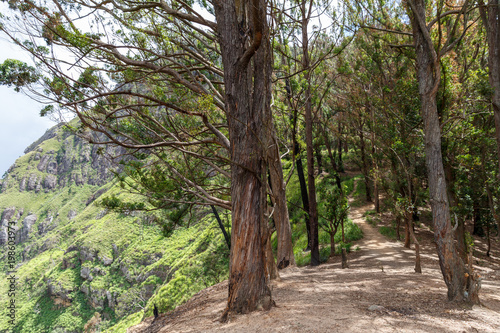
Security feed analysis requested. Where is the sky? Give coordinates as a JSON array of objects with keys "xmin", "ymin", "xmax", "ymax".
[{"xmin": 0, "ymin": 34, "xmax": 55, "ymax": 177}]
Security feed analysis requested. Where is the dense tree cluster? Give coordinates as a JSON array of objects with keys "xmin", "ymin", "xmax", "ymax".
[{"xmin": 1, "ymin": 0, "xmax": 498, "ymax": 316}]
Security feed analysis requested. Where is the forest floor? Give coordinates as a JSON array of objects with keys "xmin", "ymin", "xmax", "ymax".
[{"xmin": 128, "ymin": 198, "xmax": 500, "ymax": 333}]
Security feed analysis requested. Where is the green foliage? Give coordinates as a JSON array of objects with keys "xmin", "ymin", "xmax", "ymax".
[
  {"xmin": 351, "ymin": 178, "xmax": 367, "ymax": 207},
  {"xmin": 99, "ymin": 194, "xmax": 146, "ymax": 212},
  {"xmin": 379, "ymin": 226, "xmax": 398, "ymax": 240},
  {"xmin": 0, "ymin": 123, "xmax": 233, "ymax": 333},
  {"xmin": 317, "ymin": 176, "xmax": 349, "ymax": 242},
  {"xmin": 341, "ymin": 175, "xmax": 356, "ymax": 196},
  {"xmin": 363, "ymin": 210, "xmax": 377, "ymax": 216},
  {"xmin": 365, "ymin": 215, "xmax": 381, "ymax": 227},
  {"xmin": 288, "ymin": 170, "xmax": 363, "ymax": 266},
  {"xmin": 293, "ymin": 218, "xmax": 362, "ymax": 267},
  {"xmin": 0, "ymin": 59, "xmax": 39, "ymax": 91},
  {"xmin": 465, "ymin": 231, "xmax": 474, "ymax": 254},
  {"xmin": 2, "ymin": 0, "xmax": 498, "ymax": 330},
  {"xmin": 104, "ymin": 312, "xmax": 143, "ymax": 333}
]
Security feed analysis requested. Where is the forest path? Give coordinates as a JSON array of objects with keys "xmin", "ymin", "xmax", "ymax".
[
  {"xmin": 129, "ymin": 200, "xmax": 500, "ymax": 333},
  {"xmin": 346, "ymin": 198, "xmax": 416, "ymax": 271}
]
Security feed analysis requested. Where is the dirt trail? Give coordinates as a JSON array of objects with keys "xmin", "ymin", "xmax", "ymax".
[
  {"xmin": 347, "ymin": 200, "xmax": 416, "ymax": 270},
  {"xmin": 129, "ymin": 201, "xmax": 500, "ymax": 333}
]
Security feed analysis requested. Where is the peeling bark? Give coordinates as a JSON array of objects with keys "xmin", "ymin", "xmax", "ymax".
[{"xmin": 214, "ymin": 0, "xmax": 273, "ymax": 317}]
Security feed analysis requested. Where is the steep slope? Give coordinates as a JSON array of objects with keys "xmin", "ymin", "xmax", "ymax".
[
  {"xmin": 129, "ymin": 201, "xmax": 500, "ymax": 333},
  {"xmin": 0, "ymin": 122, "xmax": 229, "ymax": 333}
]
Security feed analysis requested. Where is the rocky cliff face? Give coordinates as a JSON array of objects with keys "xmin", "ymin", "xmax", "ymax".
[
  {"xmin": 0, "ymin": 121, "xmax": 228, "ymax": 333},
  {"xmin": 2, "ymin": 125, "xmax": 123, "ymax": 195}
]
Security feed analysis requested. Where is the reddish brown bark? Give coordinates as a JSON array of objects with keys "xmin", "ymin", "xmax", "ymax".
[
  {"xmin": 264, "ymin": 224, "xmax": 279, "ymax": 280},
  {"xmin": 214, "ymin": 0, "xmax": 273, "ymax": 317},
  {"xmin": 404, "ymin": 218, "xmax": 411, "ymax": 249},
  {"xmin": 329, "ymin": 225, "xmax": 339, "ymax": 257}
]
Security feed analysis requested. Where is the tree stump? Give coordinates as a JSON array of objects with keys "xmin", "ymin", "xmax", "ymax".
[{"xmin": 341, "ymin": 248, "xmax": 349, "ymax": 269}]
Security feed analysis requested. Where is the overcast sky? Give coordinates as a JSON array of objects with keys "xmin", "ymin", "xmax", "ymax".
[{"xmin": 0, "ymin": 34, "xmax": 55, "ymax": 177}]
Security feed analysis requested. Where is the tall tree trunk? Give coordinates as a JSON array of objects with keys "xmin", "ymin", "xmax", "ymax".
[
  {"xmin": 444, "ymin": 160, "xmax": 466, "ymax": 261},
  {"xmin": 215, "ymin": 0, "xmax": 273, "ymax": 317},
  {"xmin": 359, "ymin": 128, "xmax": 372, "ymax": 202},
  {"xmin": 409, "ymin": 0, "xmax": 479, "ymax": 303},
  {"xmin": 338, "ymin": 140, "xmax": 344, "ymax": 172},
  {"xmin": 486, "ymin": 185, "xmax": 500, "ymax": 237},
  {"xmin": 211, "ymin": 205, "xmax": 231, "ymax": 250},
  {"xmin": 371, "ymin": 107, "xmax": 380, "ymax": 212},
  {"xmin": 288, "ymin": 75, "xmax": 311, "ymax": 250},
  {"xmin": 406, "ymin": 179, "xmax": 421, "ymax": 273},
  {"xmin": 473, "ymin": 200, "xmax": 484, "ymax": 236},
  {"xmin": 322, "ymin": 125, "xmax": 343, "ymax": 191},
  {"xmin": 420, "ymin": 92, "xmax": 467, "ymax": 301},
  {"xmin": 486, "ymin": 216, "xmax": 491, "ymax": 257},
  {"xmin": 330, "ymin": 229, "xmax": 336, "ymax": 257},
  {"xmin": 479, "ymin": 0, "xmax": 500, "ymax": 176},
  {"xmin": 404, "ymin": 217, "xmax": 411, "ymax": 248},
  {"xmin": 341, "ymin": 220, "xmax": 345, "ymax": 243},
  {"xmin": 338, "ymin": 124, "xmax": 344, "ymax": 172},
  {"xmin": 268, "ymin": 129, "xmax": 295, "ymax": 268},
  {"xmin": 264, "ymin": 224, "xmax": 280, "ymax": 280},
  {"xmin": 302, "ymin": 1, "xmax": 320, "ymax": 266},
  {"xmin": 315, "ymin": 142, "xmax": 323, "ymax": 174},
  {"xmin": 479, "ymin": 0, "xmax": 500, "ymax": 232},
  {"xmin": 296, "ymin": 157, "xmax": 311, "ymax": 249},
  {"xmin": 481, "ymin": 151, "xmax": 497, "ymax": 257},
  {"xmin": 396, "ymin": 216, "xmax": 401, "ymax": 241},
  {"xmin": 407, "ymin": 211, "xmax": 422, "ymax": 273}
]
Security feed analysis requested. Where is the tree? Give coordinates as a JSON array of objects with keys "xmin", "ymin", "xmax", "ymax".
[
  {"xmin": 406, "ymin": 0, "xmax": 480, "ymax": 302},
  {"xmin": 300, "ymin": 0, "xmax": 321, "ymax": 266},
  {"xmin": 0, "ymin": 0, "xmax": 291, "ymax": 316},
  {"xmin": 478, "ymin": 0, "xmax": 500, "ymax": 178},
  {"xmin": 214, "ymin": 0, "xmax": 275, "ymax": 316},
  {"xmin": 273, "ymin": 0, "xmax": 348, "ymax": 265},
  {"xmin": 318, "ymin": 177, "xmax": 349, "ymax": 257}
]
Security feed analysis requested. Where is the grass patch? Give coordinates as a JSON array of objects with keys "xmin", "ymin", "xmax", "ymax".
[
  {"xmin": 363, "ymin": 210, "xmax": 377, "ymax": 217},
  {"xmin": 350, "ymin": 178, "xmax": 368, "ymax": 207},
  {"xmin": 340, "ymin": 174, "xmax": 363, "ymax": 196},
  {"xmin": 379, "ymin": 226, "xmax": 398, "ymax": 240},
  {"xmin": 104, "ymin": 312, "xmax": 143, "ymax": 333},
  {"xmin": 365, "ymin": 215, "xmax": 381, "ymax": 227}
]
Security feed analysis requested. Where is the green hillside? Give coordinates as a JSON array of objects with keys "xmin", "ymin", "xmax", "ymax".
[{"xmin": 0, "ymin": 123, "xmax": 229, "ymax": 333}]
